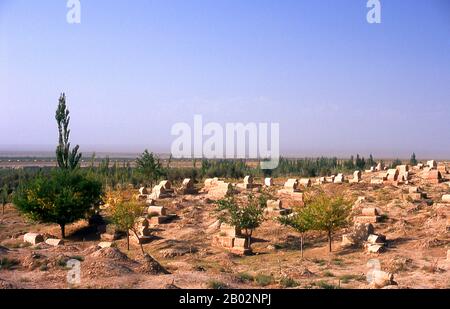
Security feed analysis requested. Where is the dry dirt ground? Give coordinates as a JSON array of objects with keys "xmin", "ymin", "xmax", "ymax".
[{"xmin": 1, "ymin": 169, "xmax": 449, "ymax": 289}]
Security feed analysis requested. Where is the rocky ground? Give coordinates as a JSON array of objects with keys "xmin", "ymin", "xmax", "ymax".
[{"xmin": 1, "ymin": 168, "xmax": 449, "ymax": 289}]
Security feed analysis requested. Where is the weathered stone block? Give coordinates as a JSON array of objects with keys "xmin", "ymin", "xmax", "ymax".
[
  {"xmin": 45, "ymin": 238, "xmax": 64, "ymax": 247},
  {"xmin": 299, "ymin": 178, "xmax": 311, "ymax": 187},
  {"xmin": 441, "ymin": 195, "xmax": 450, "ymax": 203},
  {"xmin": 355, "ymin": 216, "xmax": 381, "ymax": 224},
  {"xmin": 387, "ymin": 169, "xmax": 399, "ymax": 181},
  {"xmin": 362, "ymin": 208, "xmax": 380, "ymax": 216},
  {"xmin": 341, "ymin": 234, "xmax": 355, "ymax": 247},
  {"xmin": 98, "ymin": 241, "xmax": 112, "ymax": 248},
  {"xmin": 367, "ymin": 234, "xmax": 386, "ymax": 244},
  {"xmin": 148, "ymin": 206, "xmax": 167, "ymax": 216},
  {"xmin": 139, "ymin": 187, "xmax": 148, "ymax": 195},
  {"xmin": 266, "ymin": 199, "xmax": 282, "ymax": 210},
  {"xmin": 427, "ymin": 160, "xmax": 437, "ymax": 168},
  {"xmin": 220, "ymin": 223, "xmax": 241, "ymax": 237},
  {"xmin": 220, "ymin": 236, "xmax": 234, "ymax": 248},
  {"xmin": 353, "ymin": 223, "xmax": 374, "ymax": 242},
  {"xmin": 23, "ymin": 233, "xmax": 44, "ymax": 245},
  {"xmin": 233, "ymin": 237, "xmax": 249, "ymax": 249},
  {"xmin": 149, "ymin": 215, "xmax": 170, "ymax": 225},
  {"xmin": 367, "ymin": 244, "xmax": 385, "ymax": 253}
]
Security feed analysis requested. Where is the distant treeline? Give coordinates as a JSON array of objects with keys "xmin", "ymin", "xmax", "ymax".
[{"xmin": 0, "ymin": 153, "xmax": 412, "ymax": 195}]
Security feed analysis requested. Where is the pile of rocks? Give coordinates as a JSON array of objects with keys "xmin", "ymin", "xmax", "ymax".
[
  {"xmin": 370, "ymin": 171, "xmax": 388, "ymax": 184},
  {"xmin": 386, "ymin": 169, "xmax": 399, "ymax": 182},
  {"xmin": 326, "ymin": 175, "xmax": 335, "ymax": 183},
  {"xmin": 365, "ymin": 233, "xmax": 387, "ymax": 253},
  {"xmin": 277, "ymin": 179, "xmax": 303, "ymax": 203},
  {"xmin": 334, "ymin": 173, "xmax": 345, "ymax": 184},
  {"xmin": 341, "ymin": 223, "xmax": 374, "ymax": 248},
  {"xmin": 178, "ymin": 178, "xmax": 198, "ymax": 195},
  {"xmin": 138, "ymin": 187, "xmax": 149, "ymax": 201},
  {"xmin": 394, "ymin": 165, "xmax": 410, "ymax": 185},
  {"xmin": 354, "ymin": 207, "xmax": 382, "ymax": 224},
  {"xmin": 349, "ymin": 170, "xmax": 362, "ymax": 183},
  {"xmin": 375, "ymin": 162, "xmax": 385, "ymax": 171},
  {"xmin": 203, "ymin": 178, "xmax": 234, "ymax": 200},
  {"xmin": 212, "ymin": 223, "xmax": 251, "ymax": 255},
  {"xmin": 341, "ymin": 222, "xmax": 387, "ymax": 254},
  {"xmin": 425, "ymin": 170, "xmax": 443, "ymax": 184},
  {"xmin": 426, "ymin": 160, "xmax": 437, "ymax": 169},
  {"xmin": 147, "ymin": 205, "xmax": 176, "ymax": 225},
  {"xmin": 23, "ymin": 233, "xmax": 64, "ymax": 247},
  {"xmin": 437, "ymin": 163, "xmax": 448, "ymax": 175},
  {"xmin": 402, "ymin": 186, "xmax": 427, "ymax": 201},
  {"xmin": 264, "ymin": 200, "xmax": 291, "ymax": 217},
  {"xmin": 441, "ymin": 194, "xmax": 450, "ymax": 204},
  {"xmin": 131, "ymin": 217, "xmax": 153, "ymax": 244},
  {"xmin": 299, "ymin": 178, "xmax": 312, "ymax": 188},
  {"xmin": 264, "ymin": 177, "xmax": 273, "ymax": 187},
  {"xmin": 237, "ymin": 176, "xmax": 261, "ymax": 190},
  {"xmin": 149, "ymin": 180, "xmax": 175, "ymax": 199},
  {"xmin": 99, "ymin": 225, "xmax": 125, "ymax": 242}
]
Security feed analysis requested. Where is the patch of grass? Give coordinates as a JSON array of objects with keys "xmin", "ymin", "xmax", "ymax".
[
  {"xmin": 332, "ymin": 258, "xmax": 344, "ymax": 266},
  {"xmin": 5, "ymin": 241, "xmax": 31, "ymax": 249},
  {"xmin": 0, "ymin": 257, "xmax": 20, "ymax": 270},
  {"xmin": 322, "ymin": 270, "xmax": 335, "ymax": 277},
  {"xmin": 236, "ymin": 272, "xmax": 254, "ymax": 283},
  {"xmin": 39, "ymin": 264, "xmax": 49, "ymax": 272},
  {"xmin": 254, "ymin": 274, "xmax": 275, "ymax": 287},
  {"xmin": 70, "ymin": 256, "xmax": 84, "ymax": 262},
  {"xmin": 193, "ymin": 264, "xmax": 207, "ymax": 272},
  {"xmin": 207, "ymin": 280, "xmax": 228, "ymax": 289},
  {"xmin": 339, "ymin": 274, "xmax": 365, "ymax": 284},
  {"xmin": 57, "ymin": 258, "xmax": 69, "ymax": 268},
  {"xmin": 279, "ymin": 277, "xmax": 298, "ymax": 288},
  {"xmin": 314, "ymin": 280, "xmax": 340, "ymax": 289},
  {"xmin": 311, "ymin": 258, "xmax": 326, "ymax": 266}
]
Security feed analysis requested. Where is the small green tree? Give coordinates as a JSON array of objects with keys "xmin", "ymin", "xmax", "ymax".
[
  {"xmin": 13, "ymin": 170, "xmax": 103, "ymax": 238},
  {"xmin": 136, "ymin": 150, "xmax": 163, "ymax": 186},
  {"xmin": 110, "ymin": 201, "xmax": 144, "ymax": 252},
  {"xmin": 1, "ymin": 184, "xmax": 9, "ymax": 215},
  {"xmin": 278, "ymin": 207, "xmax": 311, "ymax": 258},
  {"xmin": 302, "ymin": 192, "xmax": 352, "ymax": 252},
  {"xmin": 410, "ymin": 153, "xmax": 417, "ymax": 165},
  {"xmin": 55, "ymin": 93, "xmax": 82, "ymax": 170},
  {"xmin": 367, "ymin": 154, "xmax": 376, "ymax": 168},
  {"xmin": 216, "ymin": 195, "xmax": 265, "ymax": 246}
]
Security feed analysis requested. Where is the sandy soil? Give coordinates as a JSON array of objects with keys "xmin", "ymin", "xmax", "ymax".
[{"xmin": 1, "ymin": 168, "xmax": 449, "ymax": 289}]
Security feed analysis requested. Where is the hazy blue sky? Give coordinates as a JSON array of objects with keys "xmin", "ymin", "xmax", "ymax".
[{"xmin": 0, "ymin": 0, "xmax": 449, "ymax": 158}]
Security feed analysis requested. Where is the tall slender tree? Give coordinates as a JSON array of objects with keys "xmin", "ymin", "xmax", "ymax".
[
  {"xmin": 410, "ymin": 152, "xmax": 418, "ymax": 165},
  {"xmin": 14, "ymin": 93, "xmax": 103, "ymax": 238},
  {"xmin": 55, "ymin": 93, "xmax": 82, "ymax": 170}
]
